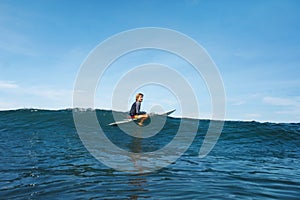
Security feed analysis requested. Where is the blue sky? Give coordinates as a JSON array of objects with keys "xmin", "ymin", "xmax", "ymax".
[{"xmin": 0, "ymin": 0, "xmax": 299, "ymax": 123}]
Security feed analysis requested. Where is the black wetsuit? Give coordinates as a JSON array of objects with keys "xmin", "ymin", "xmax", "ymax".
[{"xmin": 129, "ymin": 101, "xmax": 141, "ymax": 117}]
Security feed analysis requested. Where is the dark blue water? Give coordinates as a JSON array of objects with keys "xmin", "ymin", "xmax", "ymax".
[{"xmin": 0, "ymin": 109, "xmax": 299, "ymax": 199}]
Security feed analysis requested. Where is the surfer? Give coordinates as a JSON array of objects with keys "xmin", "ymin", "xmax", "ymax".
[{"xmin": 129, "ymin": 93, "xmax": 149, "ymax": 126}]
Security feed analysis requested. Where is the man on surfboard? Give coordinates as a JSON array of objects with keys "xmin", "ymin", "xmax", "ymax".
[{"xmin": 129, "ymin": 93, "xmax": 149, "ymax": 126}]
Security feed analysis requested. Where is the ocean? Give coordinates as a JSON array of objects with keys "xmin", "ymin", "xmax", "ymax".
[{"xmin": 0, "ymin": 109, "xmax": 299, "ymax": 199}]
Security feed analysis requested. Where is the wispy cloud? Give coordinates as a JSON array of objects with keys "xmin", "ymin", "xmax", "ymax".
[
  {"xmin": 26, "ymin": 87, "xmax": 72, "ymax": 100},
  {"xmin": 244, "ymin": 113, "xmax": 261, "ymax": 119},
  {"xmin": 263, "ymin": 96, "xmax": 300, "ymax": 107},
  {"xmin": 262, "ymin": 96, "xmax": 300, "ymax": 121},
  {"xmin": 229, "ymin": 99, "xmax": 246, "ymax": 106},
  {"xmin": 0, "ymin": 80, "xmax": 72, "ymax": 110},
  {"xmin": 0, "ymin": 80, "xmax": 19, "ymax": 89},
  {"xmin": 0, "ymin": 80, "xmax": 70, "ymax": 99},
  {"xmin": 0, "ymin": 100, "xmax": 15, "ymax": 109},
  {"xmin": 228, "ymin": 93, "xmax": 261, "ymax": 106}
]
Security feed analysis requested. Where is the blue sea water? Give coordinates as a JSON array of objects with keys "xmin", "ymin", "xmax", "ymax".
[{"xmin": 0, "ymin": 109, "xmax": 299, "ymax": 199}]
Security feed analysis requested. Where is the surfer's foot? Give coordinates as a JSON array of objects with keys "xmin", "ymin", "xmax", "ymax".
[{"xmin": 138, "ymin": 122, "xmax": 144, "ymax": 127}]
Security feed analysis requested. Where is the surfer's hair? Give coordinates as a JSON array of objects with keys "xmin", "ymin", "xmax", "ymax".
[{"xmin": 136, "ymin": 93, "xmax": 144, "ymax": 101}]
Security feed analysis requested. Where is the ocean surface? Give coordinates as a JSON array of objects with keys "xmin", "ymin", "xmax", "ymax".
[{"xmin": 0, "ymin": 109, "xmax": 299, "ymax": 199}]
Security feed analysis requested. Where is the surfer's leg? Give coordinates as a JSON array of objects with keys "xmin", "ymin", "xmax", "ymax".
[{"xmin": 138, "ymin": 114, "xmax": 149, "ymax": 126}]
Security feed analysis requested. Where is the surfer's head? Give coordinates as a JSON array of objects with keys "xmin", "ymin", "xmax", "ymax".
[{"xmin": 136, "ymin": 93, "xmax": 144, "ymax": 102}]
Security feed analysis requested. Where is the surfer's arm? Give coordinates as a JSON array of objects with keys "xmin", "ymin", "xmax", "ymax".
[
  {"xmin": 136, "ymin": 103, "xmax": 139, "ymax": 114},
  {"xmin": 129, "ymin": 102, "xmax": 136, "ymax": 116}
]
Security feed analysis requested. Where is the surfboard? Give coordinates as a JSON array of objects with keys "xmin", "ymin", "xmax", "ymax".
[
  {"xmin": 108, "ymin": 109, "xmax": 176, "ymax": 126},
  {"xmin": 108, "ymin": 118, "xmax": 136, "ymax": 126},
  {"xmin": 157, "ymin": 109, "xmax": 176, "ymax": 116}
]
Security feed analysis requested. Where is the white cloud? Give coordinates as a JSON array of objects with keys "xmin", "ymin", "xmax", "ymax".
[
  {"xmin": 230, "ymin": 99, "xmax": 246, "ymax": 106},
  {"xmin": 0, "ymin": 100, "xmax": 15, "ymax": 109},
  {"xmin": 262, "ymin": 96, "xmax": 300, "ymax": 122},
  {"xmin": 0, "ymin": 80, "xmax": 19, "ymax": 89},
  {"xmin": 263, "ymin": 96, "xmax": 300, "ymax": 107},
  {"xmin": 228, "ymin": 93, "xmax": 260, "ymax": 106},
  {"xmin": 275, "ymin": 109, "xmax": 300, "ymax": 115},
  {"xmin": 26, "ymin": 87, "xmax": 73, "ymax": 100},
  {"xmin": 245, "ymin": 113, "xmax": 261, "ymax": 118},
  {"xmin": 0, "ymin": 80, "xmax": 73, "ymax": 110}
]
